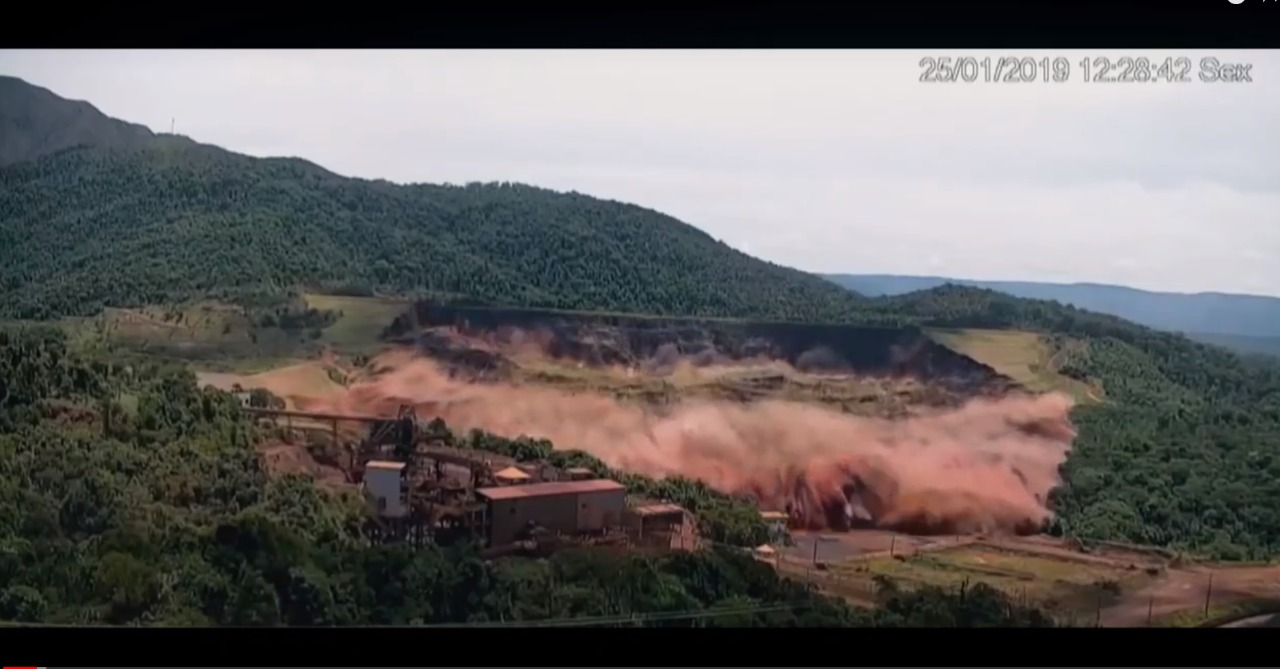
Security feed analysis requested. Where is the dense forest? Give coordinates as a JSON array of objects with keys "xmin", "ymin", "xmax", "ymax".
[
  {"xmin": 874, "ymin": 286, "xmax": 1280, "ymax": 559},
  {"xmin": 0, "ymin": 141, "xmax": 898, "ymax": 326},
  {"xmin": 0, "ymin": 76, "xmax": 161, "ymax": 168},
  {"xmin": 1181, "ymin": 332, "xmax": 1280, "ymax": 360},
  {"xmin": 0, "ymin": 326, "xmax": 1053, "ymax": 627},
  {"xmin": 827, "ymin": 273, "xmax": 1280, "ymax": 339}
]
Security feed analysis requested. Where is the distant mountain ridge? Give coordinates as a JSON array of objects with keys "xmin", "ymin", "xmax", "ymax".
[{"xmin": 826, "ymin": 273, "xmax": 1280, "ymax": 344}]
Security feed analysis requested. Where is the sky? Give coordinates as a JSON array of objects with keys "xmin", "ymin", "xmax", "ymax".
[{"xmin": 2, "ymin": 49, "xmax": 1278, "ymax": 297}]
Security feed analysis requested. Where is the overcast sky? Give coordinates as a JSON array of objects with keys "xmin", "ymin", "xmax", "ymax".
[{"xmin": 3, "ymin": 50, "xmax": 1277, "ymax": 296}]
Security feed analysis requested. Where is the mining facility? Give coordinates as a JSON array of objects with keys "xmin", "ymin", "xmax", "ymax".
[{"xmin": 244, "ymin": 405, "xmax": 705, "ymax": 557}]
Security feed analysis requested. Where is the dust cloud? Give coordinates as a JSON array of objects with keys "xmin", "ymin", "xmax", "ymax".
[{"xmin": 296, "ymin": 351, "xmax": 1076, "ymax": 536}]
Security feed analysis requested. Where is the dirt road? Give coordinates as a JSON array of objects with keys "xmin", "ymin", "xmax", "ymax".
[
  {"xmin": 1100, "ymin": 565, "xmax": 1280, "ymax": 627},
  {"xmin": 1220, "ymin": 613, "xmax": 1280, "ymax": 628},
  {"xmin": 773, "ymin": 530, "xmax": 1280, "ymax": 627}
]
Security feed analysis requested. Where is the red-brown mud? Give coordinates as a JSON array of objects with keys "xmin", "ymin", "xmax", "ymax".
[{"xmin": 296, "ymin": 351, "xmax": 1075, "ymax": 536}]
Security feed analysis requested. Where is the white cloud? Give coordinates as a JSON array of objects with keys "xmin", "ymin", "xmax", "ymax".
[{"xmin": 2, "ymin": 49, "xmax": 1277, "ymax": 295}]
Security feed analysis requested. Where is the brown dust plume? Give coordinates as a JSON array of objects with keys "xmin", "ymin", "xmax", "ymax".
[{"xmin": 297, "ymin": 352, "xmax": 1076, "ymax": 536}]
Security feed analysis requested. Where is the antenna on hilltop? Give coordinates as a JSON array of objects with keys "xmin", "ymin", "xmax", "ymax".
[{"xmin": 170, "ymin": 117, "xmax": 175, "ymax": 134}]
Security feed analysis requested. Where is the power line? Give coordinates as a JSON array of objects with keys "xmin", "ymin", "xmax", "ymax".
[{"xmin": 424, "ymin": 602, "xmax": 812, "ymax": 628}]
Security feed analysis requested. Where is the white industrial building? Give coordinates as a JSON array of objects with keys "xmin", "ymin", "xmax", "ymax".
[{"xmin": 363, "ymin": 460, "xmax": 408, "ymax": 518}]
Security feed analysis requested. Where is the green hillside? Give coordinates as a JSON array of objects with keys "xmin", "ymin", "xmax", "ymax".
[
  {"xmin": 0, "ymin": 75, "xmax": 164, "ymax": 167},
  {"xmin": 1184, "ymin": 332, "xmax": 1280, "ymax": 360},
  {"xmin": 0, "ymin": 140, "xmax": 888, "ymax": 325},
  {"xmin": 827, "ymin": 273, "xmax": 1280, "ymax": 341},
  {"xmin": 872, "ymin": 285, "xmax": 1280, "ymax": 558}
]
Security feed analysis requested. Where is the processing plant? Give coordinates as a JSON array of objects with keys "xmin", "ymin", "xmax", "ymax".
[{"xmin": 244, "ymin": 404, "xmax": 697, "ymax": 555}]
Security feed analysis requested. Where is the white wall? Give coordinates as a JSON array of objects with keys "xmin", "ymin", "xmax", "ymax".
[{"xmin": 365, "ymin": 468, "xmax": 406, "ymax": 518}]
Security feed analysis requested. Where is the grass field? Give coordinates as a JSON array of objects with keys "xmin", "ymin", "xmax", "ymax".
[
  {"xmin": 925, "ymin": 328, "xmax": 1099, "ymax": 403},
  {"xmin": 822, "ymin": 543, "xmax": 1145, "ymax": 619},
  {"xmin": 1159, "ymin": 598, "xmax": 1280, "ymax": 627},
  {"xmin": 196, "ymin": 361, "xmax": 350, "ymax": 406},
  {"xmin": 43, "ymin": 294, "xmax": 411, "ymax": 370},
  {"xmin": 301, "ymin": 293, "xmax": 411, "ymax": 349}
]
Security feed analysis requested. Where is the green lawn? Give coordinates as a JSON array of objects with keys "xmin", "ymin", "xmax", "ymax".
[
  {"xmin": 926, "ymin": 328, "xmax": 1099, "ymax": 403},
  {"xmin": 302, "ymin": 293, "xmax": 411, "ymax": 349}
]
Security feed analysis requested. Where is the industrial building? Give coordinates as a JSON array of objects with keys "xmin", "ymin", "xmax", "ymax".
[
  {"xmin": 626, "ymin": 502, "xmax": 693, "ymax": 550},
  {"xmin": 761, "ymin": 510, "xmax": 791, "ymax": 544},
  {"xmin": 477, "ymin": 479, "xmax": 626, "ymax": 546},
  {"xmin": 246, "ymin": 403, "xmax": 702, "ymax": 555},
  {"xmin": 364, "ymin": 460, "xmax": 408, "ymax": 518},
  {"xmin": 563, "ymin": 467, "xmax": 595, "ymax": 481}
]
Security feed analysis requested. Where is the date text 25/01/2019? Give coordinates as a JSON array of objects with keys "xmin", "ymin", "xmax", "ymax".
[{"xmin": 919, "ymin": 57, "xmax": 1254, "ymax": 84}]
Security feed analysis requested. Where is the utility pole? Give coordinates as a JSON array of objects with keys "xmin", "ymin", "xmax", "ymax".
[
  {"xmin": 812, "ymin": 537, "xmax": 819, "ymax": 565},
  {"xmin": 1204, "ymin": 573, "xmax": 1214, "ymax": 618},
  {"xmin": 1147, "ymin": 595, "xmax": 1154, "ymax": 626},
  {"xmin": 889, "ymin": 535, "xmax": 897, "ymax": 557}
]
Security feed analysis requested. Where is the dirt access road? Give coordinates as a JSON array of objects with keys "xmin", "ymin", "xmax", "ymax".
[
  {"xmin": 1100, "ymin": 564, "xmax": 1280, "ymax": 627},
  {"xmin": 777, "ymin": 530, "xmax": 1280, "ymax": 626},
  {"xmin": 1220, "ymin": 613, "xmax": 1280, "ymax": 628}
]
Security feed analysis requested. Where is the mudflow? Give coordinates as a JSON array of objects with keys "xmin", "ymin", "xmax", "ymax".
[{"xmin": 295, "ymin": 350, "xmax": 1076, "ymax": 536}]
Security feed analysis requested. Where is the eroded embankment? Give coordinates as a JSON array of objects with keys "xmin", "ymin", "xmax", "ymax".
[
  {"xmin": 384, "ymin": 303, "xmax": 1017, "ymax": 395},
  {"xmin": 293, "ymin": 345, "xmax": 1075, "ymax": 536}
]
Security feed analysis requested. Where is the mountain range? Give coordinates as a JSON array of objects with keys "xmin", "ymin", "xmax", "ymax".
[
  {"xmin": 826, "ymin": 274, "xmax": 1280, "ymax": 358},
  {"xmin": 1, "ymin": 73, "xmax": 1275, "ymax": 360}
]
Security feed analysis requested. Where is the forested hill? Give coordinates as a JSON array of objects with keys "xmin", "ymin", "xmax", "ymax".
[
  {"xmin": 0, "ymin": 75, "xmax": 888, "ymax": 324},
  {"xmin": 0, "ymin": 76, "xmax": 169, "ymax": 167},
  {"xmin": 827, "ymin": 273, "xmax": 1280, "ymax": 339},
  {"xmin": 873, "ymin": 284, "xmax": 1280, "ymax": 558},
  {"xmin": 0, "ymin": 140, "xmax": 888, "ymax": 323}
]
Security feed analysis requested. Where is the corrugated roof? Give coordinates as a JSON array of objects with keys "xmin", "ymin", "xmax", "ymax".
[
  {"xmin": 633, "ymin": 503, "xmax": 686, "ymax": 517},
  {"xmin": 494, "ymin": 466, "xmax": 531, "ymax": 480},
  {"xmin": 367, "ymin": 460, "xmax": 406, "ymax": 470},
  {"xmin": 477, "ymin": 479, "xmax": 625, "ymax": 501}
]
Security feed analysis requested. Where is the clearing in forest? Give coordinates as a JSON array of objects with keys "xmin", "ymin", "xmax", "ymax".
[
  {"xmin": 196, "ymin": 361, "xmax": 348, "ymax": 407},
  {"xmin": 925, "ymin": 328, "xmax": 1099, "ymax": 403},
  {"xmin": 301, "ymin": 293, "xmax": 411, "ymax": 349},
  {"xmin": 47, "ymin": 294, "xmax": 410, "ymax": 368}
]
